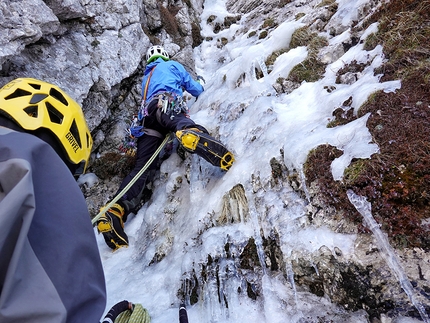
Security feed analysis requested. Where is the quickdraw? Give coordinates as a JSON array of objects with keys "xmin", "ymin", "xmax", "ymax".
[
  {"xmin": 156, "ymin": 92, "xmax": 189, "ymax": 119},
  {"xmin": 118, "ymin": 138, "xmax": 137, "ymax": 156},
  {"xmin": 139, "ymin": 91, "xmax": 189, "ymax": 122},
  {"xmin": 119, "ymin": 116, "xmax": 141, "ymax": 156}
]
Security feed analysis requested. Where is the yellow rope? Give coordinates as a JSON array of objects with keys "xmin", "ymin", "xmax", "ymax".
[
  {"xmin": 115, "ymin": 304, "xmax": 150, "ymax": 323},
  {"xmin": 92, "ymin": 134, "xmax": 170, "ymax": 225}
]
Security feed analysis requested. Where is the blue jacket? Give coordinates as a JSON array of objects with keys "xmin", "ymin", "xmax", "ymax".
[{"xmin": 142, "ymin": 58, "xmax": 204, "ymax": 101}]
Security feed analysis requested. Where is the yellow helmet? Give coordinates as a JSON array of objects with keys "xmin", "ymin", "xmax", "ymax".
[{"xmin": 0, "ymin": 78, "xmax": 93, "ymax": 176}]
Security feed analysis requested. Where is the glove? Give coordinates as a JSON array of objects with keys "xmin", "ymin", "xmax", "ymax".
[
  {"xmin": 196, "ymin": 75, "xmax": 206, "ymax": 85},
  {"xmin": 129, "ymin": 125, "xmax": 144, "ymax": 138}
]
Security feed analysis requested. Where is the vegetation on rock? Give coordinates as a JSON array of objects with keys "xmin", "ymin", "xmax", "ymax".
[{"xmin": 304, "ymin": 0, "xmax": 430, "ymax": 250}]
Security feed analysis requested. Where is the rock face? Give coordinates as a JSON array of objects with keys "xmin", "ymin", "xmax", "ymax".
[
  {"xmin": 0, "ymin": 0, "xmax": 203, "ymax": 150},
  {"xmin": 1, "ymin": 0, "xmax": 429, "ymax": 321}
]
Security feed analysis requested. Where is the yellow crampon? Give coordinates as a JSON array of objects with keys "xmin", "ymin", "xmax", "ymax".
[
  {"xmin": 97, "ymin": 218, "xmax": 112, "ymax": 233},
  {"xmin": 108, "ymin": 239, "xmax": 127, "ymax": 252},
  {"xmin": 175, "ymin": 128, "xmax": 200, "ymax": 151},
  {"xmin": 175, "ymin": 128, "xmax": 235, "ymax": 171},
  {"xmin": 220, "ymin": 151, "xmax": 235, "ymax": 171},
  {"xmin": 96, "ymin": 203, "xmax": 125, "ymax": 233},
  {"xmin": 96, "ymin": 203, "xmax": 129, "ymax": 251}
]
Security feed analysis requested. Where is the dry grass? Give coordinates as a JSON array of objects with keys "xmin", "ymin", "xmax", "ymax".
[
  {"xmin": 90, "ymin": 152, "xmax": 136, "ymax": 180},
  {"xmin": 305, "ymin": 0, "xmax": 430, "ymax": 249},
  {"xmin": 287, "ymin": 27, "xmax": 328, "ymax": 83}
]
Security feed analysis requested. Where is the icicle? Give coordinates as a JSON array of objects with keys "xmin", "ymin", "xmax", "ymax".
[
  {"xmin": 250, "ymin": 60, "xmax": 256, "ymax": 80},
  {"xmin": 257, "ymin": 56, "xmax": 269, "ymax": 77},
  {"xmin": 255, "ymin": 237, "xmax": 268, "ymax": 275},
  {"xmin": 347, "ymin": 190, "xmax": 430, "ymax": 323},
  {"xmin": 311, "ymin": 261, "xmax": 319, "ymax": 276},
  {"xmin": 286, "ymin": 262, "xmax": 299, "ymax": 305},
  {"xmin": 299, "ymin": 168, "xmax": 311, "ymax": 202},
  {"xmin": 256, "ymin": 56, "xmax": 277, "ymax": 96},
  {"xmin": 247, "ymin": 203, "xmax": 268, "ymax": 275}
]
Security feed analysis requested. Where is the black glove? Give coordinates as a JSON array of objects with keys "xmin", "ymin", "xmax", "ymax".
[
  {"xmin": 101, "ymin": 300, "xmax": 132, "ymax": 323},
  {"xmin": 196, "ymin": 75, "xmax": 206, "ymax": 85}
]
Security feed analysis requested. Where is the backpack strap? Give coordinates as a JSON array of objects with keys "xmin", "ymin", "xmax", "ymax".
[
  {"xmin": 138, "ymin": 67, "xmax": 156, "ymax": 121},
  {"xmin": 143, "ymin": 67, "xmax": 156, "ymax": 104}
]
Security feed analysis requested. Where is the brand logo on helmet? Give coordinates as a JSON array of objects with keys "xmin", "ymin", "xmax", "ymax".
[{"xmin": 66, "ymin": 131, "xmax": 80, "ymax": 153}]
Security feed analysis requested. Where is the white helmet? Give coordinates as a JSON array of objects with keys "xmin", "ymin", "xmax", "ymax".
[{"xmin": 146, "ymin": 45, "xmax": 169, "ymax": 63}]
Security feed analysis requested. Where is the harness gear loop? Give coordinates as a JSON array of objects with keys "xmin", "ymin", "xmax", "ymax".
[
  {"xmin": 92, "ymin": 134, "xmax": 170, "ymax": 226},
  {"xmin": 157, "ymin": 92, "xmax": 189, "ymax": 117}
]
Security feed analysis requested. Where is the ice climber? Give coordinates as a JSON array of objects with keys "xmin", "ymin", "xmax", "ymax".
[
  {"xmin": 0, "ymin": 78, "xmax": 106, "ymax": 323},
  {"xmin": 96, "ymin": 45, "xmax": 235, "ymax": 251}
]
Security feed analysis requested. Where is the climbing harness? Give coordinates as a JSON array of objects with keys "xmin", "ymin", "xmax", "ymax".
[
  {"xmin": 129, "ymin": 64, "xmax": 190, "ymax": 143},
  {"xmin": 139, "ymin": 91, "xmax": 189, "ymax": 125},
  {"xmin": 155, "ymin": 91, "xmax": 189, "ymax": 120},
  {"xmin": 92, "ymin": 134, "xmax": 170, "ymax": 226}
]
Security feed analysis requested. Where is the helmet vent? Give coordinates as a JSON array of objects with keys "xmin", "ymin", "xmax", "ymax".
[
  {"xmin": 30, "ymin": 93, "xmax": 48, "ymax": 104},
  {"xmin": 5, "ymin": 89, "xmax": 31, "ymax": 100},
  {"xmin": 50, "ymin": 88, "xmax": 69, "ymax": 106},
  {"xmin": 28, "ymin": 83, "xmax": 41, "ymax": 90},
  {"xmin": 69, "ymin": 119, "xmax": 82, "ymax": 148},
  {"xmin": 45, "ymin": 102, "xmax": 64, "ymax": 124},
  {"xmin": 24, "ymin": 106, "xmax": 38, "ymax": 118},
  {"xmin": 86, "ymin": 132, "xmax": 91, "ymax": 148}
]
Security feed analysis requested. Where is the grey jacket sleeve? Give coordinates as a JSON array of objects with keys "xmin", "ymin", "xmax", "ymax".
[{"xmin": 0, "ymin": 127, "xmax": 106, "ymax": 323}]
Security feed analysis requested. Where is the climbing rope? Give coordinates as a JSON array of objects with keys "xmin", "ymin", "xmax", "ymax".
[
  {"xmin": 115, "ymin": 304, "xmax": 150, "ymax": 323},
  {"xmin": 91, "ymin": 134, "xmax": 170, "ymax": 225}
]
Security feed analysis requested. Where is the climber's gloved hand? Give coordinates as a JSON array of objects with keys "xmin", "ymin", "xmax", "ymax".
[
  {"xmin": 196, "ymin": 75, "xmax": 206, "ymax": 85},
  {"xmin": 129, "ymin": 125, "xmax": 144, "ymax": 138}
]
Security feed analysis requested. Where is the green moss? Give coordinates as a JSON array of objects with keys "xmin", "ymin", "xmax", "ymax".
[
  {"xmin": 276, "ymin": 77, "xmax": 285, "ymax": 84},
  {"xmin": 259, "ymin": 30, "xmax": 268, "ymax": 39},
  {"xmin": 343, "ymin": 160, "xmax": 368, "ymax": 185},
  {"xmin": 363, "ymin": 1, "xmax": 430, "ymax": 82},
  {"xmin": 316, "ymin": 0, "xmax": 336, "ymax": 8},
  {"xmin": 326, "ymin": 120, "xmax": 338, "ymax": 128},
  {"xmin": 265, "ymin": 49, "xmax": 288, "ymax": 67},
  {"xmin": 90, "ymin": 152, "xmax": 136, "ymax": 180},
  {"xmin": 207, "ymin": 15, "xmax": 216, "ymax": 24},
  {"xmin": 309, "ymin": 35, "xmax": 328, "ymax": 54},
  {"xmin": 288, "ymin": 58, "xmax": 326, "ymax": 83},
  {"xmin": 290, "ymin": 26, "xmax": 312, "ymax": 49},
  {"xmin": 363, "ymin": 33, "xmax": 378, "ymax": 51},
  {"xmin": 295, "ymin": 13, "xmax": 306, "ymax": 20},
  {"xmin": 357, "ymin": 91, "xmax": 379, "ymax": 116},
  {"xmin": 262, "ymin": 18, "xmax": 275, "ymax": 29},
  {"xmin": 91, "ymin": 39, "xmax": 100, "ymax": 47},
  {"xmin": 278, "ymin": 0, "xmax": 293, "ymax": 7},
  {"xmin": 287, "ymin": 27, "xmax": 328, "ymax": 83}
]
